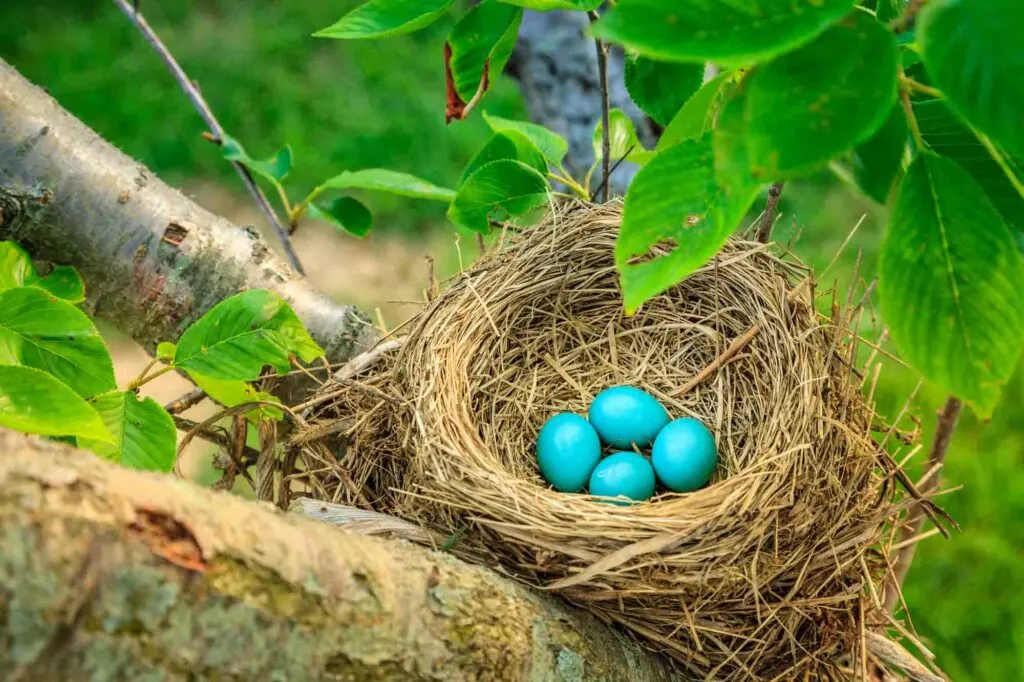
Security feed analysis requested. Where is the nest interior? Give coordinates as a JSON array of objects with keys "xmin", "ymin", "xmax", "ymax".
[{"xmin": 292, "ymin": 201, "xmax": 927, "ymax": 680}]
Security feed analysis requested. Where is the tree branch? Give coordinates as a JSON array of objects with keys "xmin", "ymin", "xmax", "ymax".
[
  {"xmin": 508, "ymin": 10, "xmax": 653, "ymax": 195},
  {"xmin": 0, "ymin": 58, "xmax": 374, "ymax": 362},
  {"xmin": 0, "ymin": 429, "xmax": 674, "ymax": 681},
  {"xmin": 884, "ymin": 396, "xmax": 962, "ymax": 612},
  {"xmin": 588, "ymin": 11, "xmax": 612, "ymax": 203},
  {"xmin": 111, "ymin": 0, "xmax": 304, "ymax": 274},
  {"xmin": 755, "ymin": 181, "xmax": 785, "ymax": 243}
]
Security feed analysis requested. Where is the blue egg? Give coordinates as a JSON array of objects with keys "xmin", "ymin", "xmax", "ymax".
[
  {"xmin": 652, "ymin": 418, "xmax": 718, "ymax": 492},
  {"xmin": 588, "ymin": 452, "xmax": 656, "ymax": 505},
  {"xmin": 588, "ymin": 386, "xmax": 670, "ymax": 449},
  {"xmin": 536, "ymin": 413, "xmax": 602, "ymax": 492}
]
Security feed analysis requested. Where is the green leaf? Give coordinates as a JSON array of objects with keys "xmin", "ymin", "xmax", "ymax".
[
  {"xmin": 714, "ymin": 11, "xmax": 898, "ymax": 180},
  {"xmin": 616, "ymin": 133, "xmax": 760, "ymax": 314},
  {"xmin": 500, "ymin": 0, "xmax": 601, "ymax": 9},
  {"xmin": 33, "ymin": 266, "xmax": 85, "ymax": 303},
  {"xmin": 175, "ymin": 290, "xmax": 325, "ymax": 381},
  {"xmin": 188, "ymin": 371, "xmax": 284, "ymax": 422},
  {"xmin": 0, "ymin": 365, "xmax": 112, "ymax": 442},
  {"xmin": 447, "ymin": 159, "xmax": 550, "ymax": 233},
  {"xmin": 657, "ymin": 72, "xmax": 731, "ymax": 151},
  {"xmin": 593, "ymin": 109, "xmax": 653, "ymax": 165},
  {"xmin": 877, "ymin": 0, "xmax": 909, "ymax": 24},
  {"xmin": 0, "ymin": 242, "xmax": 34, "ymax": 293},
  {"xmin": 919, "ymin": 0, "xmax": 1024, "ymax": 159},
  {"xmin": 460, "ymin": 131, "xmax": 547, "ymax": 186},
  {"xmin": 308, "ymin": 197, "xmax": 374, "ymax": 237},
  {"xmin": 321, "ymin": 169, "xmax": 456, "ymax": 202},
  {"xmin": 591, "ymin": 0, "xmax": 857, "ymax": 66},
  {"xmin": 156, "ymin": 342, "xmax": 177, "ymax": 362},
  {"xmin": 915, "ymin": 99, "xmax": 1024, "ymax": 233},
  {"xmin": 483, "ymin": 113, "xmax": 568, "ymax": 165},
  {"xmin": 78, "ymin": 391, "xmax": 177, "ymax": 472},
  {"xmin": 0, "ymin": 287, "xmax": 116, "ymax": 398},
  {"xmin": 315, "ymin": 0, "xmax": 455, "ymax": 39},
  {"xmin": 879, "ymin": 152, "xmax": 1024, "ymax": 417},
  {"xmin": 851, "ymin": 102, "xmax": 908, "ymax": 203},
  {"xmin": 0, "ymin": 242, "xmax": 85, "ymax": 302},
  {"xmin": 624, "ymin": 54, "xmax": 703, "ymax": 126},
  {"xmin": 221, "ymin": 135, "xmax": 293, "ymax": 183},
  {"xmin": 447, "ymin": 1, "xmax": 523, "ymax": 103}
]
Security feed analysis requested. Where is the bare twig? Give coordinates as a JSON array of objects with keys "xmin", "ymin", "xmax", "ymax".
[
  {"xmin": 755, "ymin": 181, "xmax": 785, "ymax": 243},
  {"xmin": 164, "ymin": 387, "xmax": 207, "ymax": 415},
  {"xmin": 884, "ymin": 396, "xmax": 962, "ymax": 612},
  {"xmin": 111, "ymin": 0, "xmax": 305, "ymax": 274},
  {"xmin": 590, "ymin": 145, "xmax": 635, "ymax": 203},
  {"xmin": 171, "ymin": 415, "xmax": 260, "ymax": 469},
  {"xmin": 212, "ymin": 414, "xmax": 248, "ymax": 491},
  {"xmin": 588, "ymin": 10, "xmax": 612, "ymax": 203}
]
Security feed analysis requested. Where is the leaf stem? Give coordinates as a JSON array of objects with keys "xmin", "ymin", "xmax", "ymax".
[
  {"xmin": 547, "ymin": 172, "xmax": 589, "ymax": 199},
  {"xmin": 588, "ymin": 10, "xmax": 612, "ymax": 202},
  {"xmin": 899, "ymin": 84, "xmax": 925, "ymax": 150},
  {"xmin": 273, "ymin": 182, "xmax": 294, "ymax": 222},
  {"xmin": 293, "ymin": 184, "xmax": 330, "ymax": 224},
  {"xmin": 127, "ymin": 357, "xmax": 160, "ymax": 391},
  {"xmin": 128, "ymin": 364, "xmax": 175, "ymax": 391},
  {"xmin": 898, "ymin": 74, "xmax": 943, "ymax": 100},
  {"xmin": 975, "ymin": 130, "xmax": 1024, "ymax": 199}
]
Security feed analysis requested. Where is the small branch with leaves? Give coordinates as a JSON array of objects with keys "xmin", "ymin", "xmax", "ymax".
[{"xmin": 112, "ymin": 0, "xmax": 305, "ymax": 274}]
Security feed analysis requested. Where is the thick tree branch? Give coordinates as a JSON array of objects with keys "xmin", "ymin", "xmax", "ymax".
[
  {"xmin": 0, "ymin": 430, "xmax": 673, "ymax": 681},
  {"xmin": 0, "ymin": 59, "xmax": 374, "ymax": 362},
  {"xmin": 111, "ymin": 0, "xmax": 304, "ymax": 273}
]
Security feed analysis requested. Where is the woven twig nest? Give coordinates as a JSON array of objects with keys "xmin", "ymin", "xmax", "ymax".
[{"xmin": 290, "ymin": 202, "xmax": 938, "ymax": 680}]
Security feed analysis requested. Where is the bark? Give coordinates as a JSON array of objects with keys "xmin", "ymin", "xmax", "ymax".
[
  {"xmin": 509, "ymin": 11, "xmax": 654, "ymax": 195},
  {"xmin": 0, "ymin": 430, "xmax": 673, "ymax": 681},
  {"xmin": 0, "ymin": 58, "xmax": 375, "ymax": 363}
]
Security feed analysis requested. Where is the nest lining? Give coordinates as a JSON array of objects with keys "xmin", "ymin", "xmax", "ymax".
[{"xmin": 289, "ymin": 201, "xmax": 931, "ymax": 680}]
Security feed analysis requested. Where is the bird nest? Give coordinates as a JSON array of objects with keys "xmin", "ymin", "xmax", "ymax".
[{"xmin": 286, "ymin": 201, "xmax": 943, "ymax": 680}]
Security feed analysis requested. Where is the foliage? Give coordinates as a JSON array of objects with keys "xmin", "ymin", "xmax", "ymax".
[
  {"xmin": 1, "ymin": 0, "xmax": 523, "ymax": 236},
  {"xmin": 317, "ymin": 0, "xmax": 1024, "ymax": 417},
  {"xmin": 0, "ymin": 242, "xmax": 324, "ymax": 472}
]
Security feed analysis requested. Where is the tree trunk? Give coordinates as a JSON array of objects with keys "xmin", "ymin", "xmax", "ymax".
[
  {"xmin": 0, "ymin": 58, "xmax": 375, "ymax": 364},
  {"xmin": 0, "ymin": 430, "xmax": 673, "ymax": 681}
]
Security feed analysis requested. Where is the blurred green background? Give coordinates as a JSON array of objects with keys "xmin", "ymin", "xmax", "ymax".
[{"xmin": 3, "ymin": 2, "xmax": 1021, "ymax": 679}]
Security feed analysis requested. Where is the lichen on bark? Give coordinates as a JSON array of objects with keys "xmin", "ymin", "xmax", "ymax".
[{"xmin": 0, "ymin": 430, "xmax": 674, "ymax": 681}]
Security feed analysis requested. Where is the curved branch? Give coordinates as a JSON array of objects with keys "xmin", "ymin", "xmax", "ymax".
[
  {"xmin": 0, "ymin": 429, "xmax": 673, "ymax": 681},
  {"xmin": 0, "ymin": 58, "xmax": 374, "ymax": 363}
]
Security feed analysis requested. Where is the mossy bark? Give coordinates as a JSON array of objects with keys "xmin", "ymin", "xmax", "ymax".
[
  {"xmin": 0, "ymin": 430, "xmax": 675, "ymax": 681},
  {"xmin": 0, "ymin": 58, "xmax": 374, "ymax": 363}
]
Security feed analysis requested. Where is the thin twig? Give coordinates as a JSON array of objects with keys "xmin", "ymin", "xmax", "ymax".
[
  {"xmin": 755, "ymin": 181, "xmax": 785, "ymax": 243},
  {"xmin": 884, "ymin": 396, "xmax": 962, "ymax": 612},
  {"xmin": 164, "ymin": 387, "xmax": 207, "ymax": 415},
  {"xmin": 171, "ymin": 415, "xmax": 260, "ymax": 472},
  {"xmin": 112, "ymin": 0, "xmax": 305, "ymax": 274},
  {"xmin": 588, "ymin": 10, "xmax": 612, "ymax": 203},
  {"xmin": 590, "ymin": 145, "xmax": 635, "ymax": 203}
]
